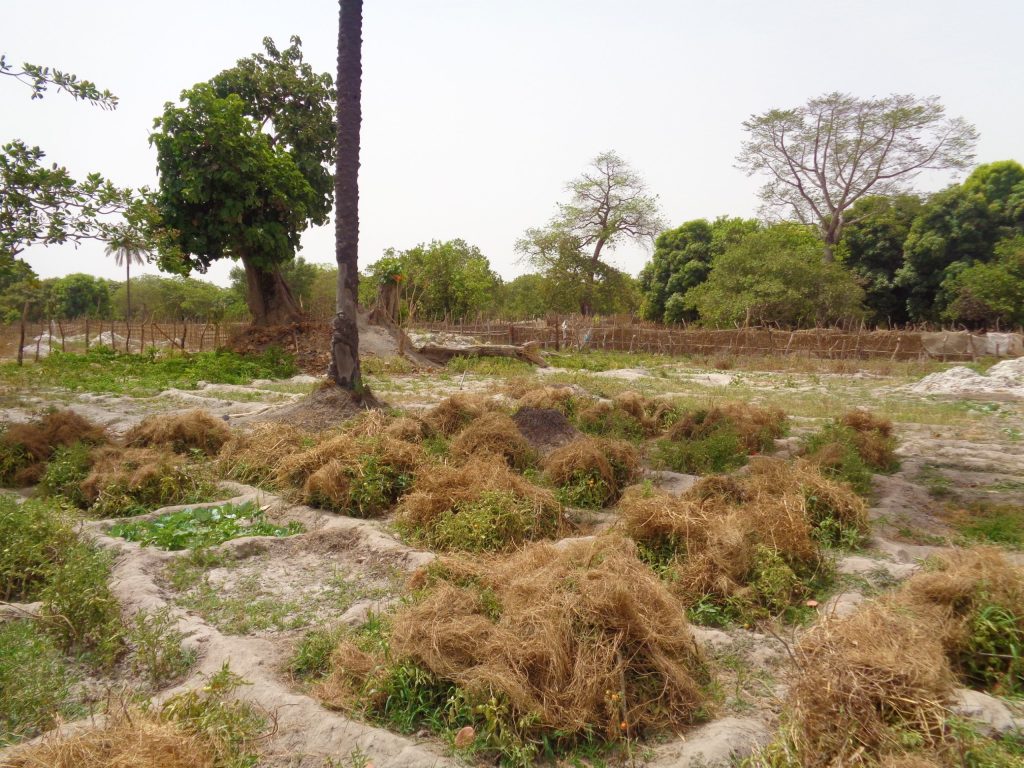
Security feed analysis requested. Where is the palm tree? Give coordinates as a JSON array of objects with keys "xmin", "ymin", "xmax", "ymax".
[
  {"xmin": 328, "ymin": 0, "xmax": 363, "ymax": 389},
  {"xmin": 104, "ymin": 237, "xmax": 147, "ymax": 350}
]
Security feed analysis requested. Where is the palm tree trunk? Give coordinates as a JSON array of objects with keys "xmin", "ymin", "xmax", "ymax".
[
  {"xmin": 328, "ymin": 0, "xmax": 363, "ymax": 389},
  {"xmin": 125, "ymin": 261, "xmax": 132, "ymax": 353}
]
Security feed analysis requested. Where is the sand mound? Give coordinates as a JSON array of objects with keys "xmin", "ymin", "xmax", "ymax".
[{"xmin": 908, "ymin": 357, "xmax": 1024, "ymax": 398}]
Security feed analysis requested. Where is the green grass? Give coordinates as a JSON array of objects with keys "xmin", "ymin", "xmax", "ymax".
[
  {"xmin": 109, "ymin": 501, "xmax": 304, "ymax": 550},
  {"xmin": 126, "ymin": 607, "xmax": 197, "ymax": 688},
  {"xmin": 0, "ymin": 496, "xmax": 78, "ymax": 602},
  {"xmin": 176, "ymin": 574, "xmax": 309, "ymax": 635},
  {"xmin": 443, "ymin": 355, "xmax": 536, "ymax": 376},
  {"xmin": 39, "ymin": 442, "xmax": 93, "ymax": 507},
  {"xmin": 652, "ymin": 429, "xmax": 748, "ymax": 475},
  {"xmin": 0, "ymin": 346, "xmax": 296, "ymax": 396},
  {"xmin": 0, "ymin": 620, "xmax": 83, "ymax": 746},
  {"xmin": 954, "ymin": 503, "xmax": 1024, "ymax": 549}
]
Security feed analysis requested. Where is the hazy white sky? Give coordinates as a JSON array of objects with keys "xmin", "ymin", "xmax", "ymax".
[{"xmin": 4, "ymin": 0, "xmax": 1022, "ymax": 286}]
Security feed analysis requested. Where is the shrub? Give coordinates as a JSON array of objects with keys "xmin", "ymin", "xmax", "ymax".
[
  {"xmin": 0, "ymin": 496, "xmax": 77, "ymax": 602},
  {"xmin": 0, "ymin": 620, "xmax": 79, "ymax": 745},
  {"xmin": 125, "ymin": 410, "xmax": 231, "ymax": 455},
  {"xmin": 655, "ymin": 403, "xmax": 787, "ymax": 475},
  {"xmin": 317, "ymin": 538, "xmax": 710, "ymax": 764},
  {"xmin": 542, "ymin": 437, "xmax": 640, "ymax": 508},
  {"xmin": 39, "ymin": 442, "xmax": 93, "ymax": 507},
  {"xmin": 39, "ymin": 542, "xmax": 123, "ymax": 668},
  {"xmin": 395, "ymin": 456, "xmax": 562, "ymax": 552},
  {"xmin": 127, "ymin": 608, "xmax": 197, "ymax": 687}
]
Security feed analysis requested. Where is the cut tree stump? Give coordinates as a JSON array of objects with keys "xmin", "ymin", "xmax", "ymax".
[{"xmin": 417, "ymin": 342, "xmax": 548, "ymax": 368}]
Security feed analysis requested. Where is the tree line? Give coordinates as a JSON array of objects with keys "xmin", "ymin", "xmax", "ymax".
[{"xmin": 3, "ymin": 31, "xmax": 1021, "ymax": 331}]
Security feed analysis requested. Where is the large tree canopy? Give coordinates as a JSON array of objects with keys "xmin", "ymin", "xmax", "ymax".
[
  {"xmin": 683, "ymin": 224, "xmax": 865, "ymax": 328},
  {"xmin": 896, "ymin": 160, "xmax": 1024, "ymax": 321},
  {"xmin": 942, "ymin": 236, "xmax": 1024, "ymax": 329},
  {"xmin": 837, "ymin": 194, "xmax": 923, "ymax": 326},
  {"xmin": 150, "ymin": 37, "xmax": 335, "ymax": 326},
  {"xmin": 738, "ymin": 92, "xmax": 978, "ymax": 260},
  {"xmin": 519, "ymin": 151, "xmax": 664, "ymax": 315},
  {"xmin": 639, "ymin": 217, "xmax": 760, "ymax": 323}
]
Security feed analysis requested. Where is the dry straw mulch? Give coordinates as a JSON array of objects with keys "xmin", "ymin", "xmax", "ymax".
[
  {"xmin": 542, "ymin": 436, "xmax": 640, "ymax": 507},
  {"xmin": 319, "ymin": 536, "xmax": 710, "ymax": 742},
  {"xmin": 449, "ymin": 412, "xmax": 534, "ymax": 469},
  {"xmin": 125, "ymin": 410, "xmax": 230, "ymax": 455},
  {"xmin": 0, "ymin": 410, "xmax": 107, "ymax": 485}
]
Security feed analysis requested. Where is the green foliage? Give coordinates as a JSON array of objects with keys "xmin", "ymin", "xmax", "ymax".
[
  {"xmin": 346, "ymin": 455, "xmax": 415, "ymax": 518},
  {"xmin": 0, "ymin": 346, "xmax": 295, "ymax": 396},
  {"xmin": 802, "ymin": 425, "xmax": 875, "ymax": 496},
  {"xmin": 959, "ymin": 603, "xmax": 1024, "ymax": 695},
  {"xmin": 40, "ymin": 442, "xmax": 92, "ymax": 506},
  {"xmin": 0, "ymin": 620, "xmax": 80, "ymax": 746},
  {"xmin": 640, "ymin": 217, "xmax": 760, "ymax": 323},
  {"xmin": 955, "ymin": 503, "xmax": 1024, "ymax": 549},
  {"xmin": 39, "ymin": 542, "xmax": 123, "ymax": 667},
  {"xmin": 684, "ymin": 224, "xmax": 865, "ymax": 328},
  {"xmin": 0, "ymin": 496, "xmax": 77, "ymax": 602},
  {"xmin": 837, "ymin": 194, "xmax": 923, "ymax": 326},
  {"xmin": 126, "ymin": 607, "xmax": 196, "ymax": 687},
  {"xmin": 498, "ymin": 273, "xmax": 551, "ymax": 319},
  {"xmin": 443, "ymin": 355, "xmax": 535, "ymax": 376},
  {"xmin": 555, "ymin": 470, "xmax": 614, "ymax": 509},
  {"xmin": 159, "ymin": 662, "xmax": 265, "ymax": 766},
  {"xmin": 942, "ymin": 236, "xmax": 1024, "ymax": 328},
  {"xmin": 290, "ymin": 625, "xmax": 345, "ymax": 680},
  {"xmin": 0, "ymin": 55, "xmax": 118, "ymax": 108},
  {"xmin": 425, "ymin": 490, "xmax": 557, "ymax": 552},
  {"xmin": 575, "ymin": 406, "xmax": 647, "ymax": 441},
  {"xmin": 113, "ymin": 273, "xmax": 245, "ymax": 321},
  {"xmin": 898, "ymin": 160, "xmax": 1024, "ymax": 321},
  {"xmin": 653, "ymin": 428, "xmax": 747, "ymax": 475},
  {"xmin": 365, "ymin": 239, "xmax": 500, "ymax": 321},
  {"xmin": 109, "ymin": 502, "xmax": 303, "ymax": 550},
  {"xmin": 90, "ymin": 457, "xmax": 219, "ymax": 518}
]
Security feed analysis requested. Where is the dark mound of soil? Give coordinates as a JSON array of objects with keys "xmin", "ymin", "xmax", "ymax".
[{"xmin": 512, "ymin": 407, "xmax": 579, "ymax": 455}]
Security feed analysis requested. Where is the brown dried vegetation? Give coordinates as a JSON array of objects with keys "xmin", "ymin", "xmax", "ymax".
[
  {"xmin": 125, "ymin": 410, "xmax": 230, "ymax": 455},
  {"xmin": 542, "ymin": 437, "xmax": 640, "ymax": 507},
  {"xmin": 0, "ymin": 410, "xmax": 107, "ymax": 485},
  {"xmin": 450, "ymin": 412, "xmax": 534, "ymax": 469}
]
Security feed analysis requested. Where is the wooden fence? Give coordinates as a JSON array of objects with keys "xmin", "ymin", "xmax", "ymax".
[
  {"xmin": 0, "ymin": 319, "xmax": 252, "ymax": 361},
  {"xmin": 410, "ymin": 319, "xmax": 1022, "ymax": 361}
]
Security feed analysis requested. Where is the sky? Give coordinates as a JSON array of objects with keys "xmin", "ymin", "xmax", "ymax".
[{"xmin": 4, "ymin": 0, "xmax": 1023, "ymax": 287}]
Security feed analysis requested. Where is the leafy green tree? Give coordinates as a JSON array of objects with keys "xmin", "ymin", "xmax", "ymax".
[
  {"xmin": 45, "ymin": 273, "xmax": 113, "ymax": 318},
  {"xmin": 228, "ymin": 257, "xmax": 335, "ymax": 315},
  {"xmin": 500, "ymin": 273, "xmax": 551, "ymax": 319},
  {"xmin": 684, "ymin": 224, "xmax": 865, "ymax": 328},
  {"xmin": 0, "ymin": 55, "xmax": 117, "ymax": 108},
  {"xmin": 0, "ymin": 257, "xmax": 38, "ymax": 322},
  {"xmin": 897, "ymin": 160, "xmax": 1024, "ymax": 321},
  {"xmin": 836, "ymin": 194, "xmax": 923, "ymax": 326},
  {"xmin": 151, "ymin": 37, "xmax": 335, "ymax": 326},
  {"xmin": 639, "ymin": 217, "xmax": 759, "ymax": 323},
  {"xmin": 738, "ymin": 92, "xmax": 978, "ymax": 260},
  {"xmin": 942, "ymin": 237, "xmax": 1024, "ymax": 329},
  {"xmin": 519, "ymin": 151, "xmax": 664, "ymax": 315}
]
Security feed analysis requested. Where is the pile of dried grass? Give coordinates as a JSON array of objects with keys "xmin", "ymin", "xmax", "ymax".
[
  {"xmin": 575, "ymin": 392, "xmax": 671, "ymax": 441},
  {"xmin": 450, "ymin": 412, "xmax": 534, "ymax": 469},
  {"xmin": 516, "ymin": 386, "xmax": 584, "ymax": 415},
  {"xmin": 542, "ymin": 437, "xmax": 639, "ymax": 507},
  {"xmin": 612, "ymin": 391, "xmax": 677, "ymax": 434},
  {"xmin": 1, "ymin": 709, "xmax": 215, "ymax": 768},
  {"xmin": 0, "ymin": 410, "xmax": 107, "ymax": 485},
  {"xmin": 384, "ymin": 416, "xmax": 433, "ymax": 443},
  {"xmin": 894, "ymin": 547, "xmax": 1024, "ymax": 692},
  {"xmin": 395, "ymin": 455, "xmax": 562, "ymax": 551},
  {"xmin": 125, "ymin": 410, "xmax": 230, "ymax": 455},
  {"xmin": 424, "ymin": 394, "xmax": 497, "ymax": 437},
  {"xmin": 667, "ymin": 403, "xmax": 786, "ymax": 454},
  {"xmin": 320, "ymin": 536, "xmax": 709, "ymax": 744},
  {"xmin": 216, "ymin": 422, "xmax": 311, "ymax": 485},
  {"xmin": 787, "ymin": 602, "xmax": 955, "ymax": 765},
  {"xmin": 81, "ymin": 446, "xmax": 215, "ymax": 516},
  {"xmin": 620, "ymin": 459, "xmax": 866, "ymax": 611}
]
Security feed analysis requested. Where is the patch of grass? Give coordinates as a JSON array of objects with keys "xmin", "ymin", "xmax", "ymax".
[
  {"xmin": 361, "ymin": 356, "xmax": 416, "ymax": 376},
  {"xmin": 0, "ymin": 620, "xmax": 81, "ymax": 746},
  {"xmin": 39, "ymin": 442, "xmax": 93, "ymax": 506},
  {"xmin": 653, "ymin": 428, "xmax": 747, "ymax": 474},
  {"xmin": 126, "ymin": 607, "xmax": 197, "ymax": 688},
  {"xmin": 165, "ymin": 547, "xmax": 232, "ymax": 591},
  {"xmin": 802, "ymin": 424, "xmax": 877, "ymax": 495},
  {"xmin": 916, "ymin": 463, "xmax": 954, "ymax": 499},
  {"xmin": 444, "ymin": 355, "xmax": 536, "ymax": 377},
  {"xmin": 0, "ymin": 346, "xmax": 296, "ymax": 397},
  {"xmin": 425, "ymin": 490, "xmax": 557, "ymax": 552},
  {"xmin": 109, "ymin": 501, "xmax": 303, "ymax": 550},
  {"xmin": 290, "ymin": 625, "xmax": 346, "ymax": 680},
  {"xmin": 953, "ymin": 502, "xmax": 1024, "ymax": 549},
  {"xmin": 177, "ymin": 574, "xmax": 309, "ymax": 635},
  {"xmin": 84, "ymin": 447, "xmax": 220, "ymax": 517}
]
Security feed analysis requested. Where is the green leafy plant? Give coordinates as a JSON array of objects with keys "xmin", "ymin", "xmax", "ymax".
[
  {"xmin": 425, "ymin": 490, "xmax": 557, "ymax": 552},
  {"xmin": 39, "ymin": 442, "xmax": 92, "ymax": 506},
  {"xmin": 127, "ymin": 607, "xmax": 196, "ymax": 687},
  {"xmin": 652, "ymin": 428, "xmax": 747, "ymax": 474},
  {"xmin": 0, "ymin": 496, "xmax": 77, "ymax": 602},
  {"xmin": 109, "ymin": 502, "xmax": 303, "ymax": 550}
]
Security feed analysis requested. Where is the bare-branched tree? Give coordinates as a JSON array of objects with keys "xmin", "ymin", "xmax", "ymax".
[{"xmin": 737, "ymin": 92, "xmax": 978, "ymax": 261}]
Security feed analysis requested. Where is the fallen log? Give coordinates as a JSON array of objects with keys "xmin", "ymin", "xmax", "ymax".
[{"xmin": 417, "ymin": 341, "xmax": 548, "ymax": 368}]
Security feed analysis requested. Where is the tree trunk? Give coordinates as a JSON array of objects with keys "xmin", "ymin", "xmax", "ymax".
[
  {"xmin": 328, "ymin": 0, "xmax": 363, "ymax": 389},
  {"xmin": 580, "ymin": 238, "xmax": 605, "ymax": 315},
  {"xmin": 240, "ymin": 255, "xmax": 304, "ymax": 326}
]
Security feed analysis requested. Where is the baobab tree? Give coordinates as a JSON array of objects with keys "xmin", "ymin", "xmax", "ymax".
[{"xmin": 328, "ymin": 0, "xmax": 363, "ymax": 389}]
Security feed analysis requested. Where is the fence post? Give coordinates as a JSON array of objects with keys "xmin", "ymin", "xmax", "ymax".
[
  {"xmin": 17, "ymin": 302, "xmax": 28, "ymax": 366},
  {"xmin": 84, "ymin": 316, "xmax": 90, "ymax": 351}
]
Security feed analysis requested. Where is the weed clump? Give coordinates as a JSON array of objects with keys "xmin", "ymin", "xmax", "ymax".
[
  {"xmin": 110, "ymin": 501, "xmax": 303, "ymax": 550},
  {"xmin": 81, "ymin": 446, "xmax": 218, "ymax": 517},
  {"xmin": 125, "ymin": 409, "xmax": 231, "ymax": 455},
  {"xmin": 316, "ymin": 537, "xmax": 710, "ymax": 764},
  {"xmin": 516, "ymin": 386, "xmax": 584, "ymax": 416},
  {"xmin": 0, "ymin": 410, "xmax": 106, "ymax": 486},
  {"xmin": 450, "ymin": 412, "xmax": 534, "ymax": 469},
  {"xmin": 542, "ymin": 437, "xmax": 640, "ymax": 508},
  {"xmin": 0, "ymin": 496, "xmax": 78, "ymax": 602},
  {"xmin": 804, "ymin": 409, "xmax": 900, "ymax": 495},
  {"xmin": 654, "ymin": 403, "xmax": 787, "ymax": 475},
  {"xmin": 39, "ymin": 442, "xmax": 93, "ymax": 506},
  {"xmin": 395, "ymin": 456, "xmax": 562, "ymax": 551}
]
